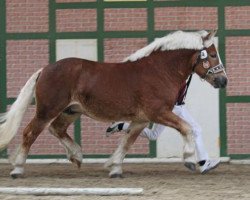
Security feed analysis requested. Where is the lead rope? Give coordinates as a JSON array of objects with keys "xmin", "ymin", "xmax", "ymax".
[{"xmin": 182, "ymin": 74, "xmax": 193, "ymax": 103}]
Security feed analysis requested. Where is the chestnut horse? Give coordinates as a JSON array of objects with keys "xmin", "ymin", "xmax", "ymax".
[{"xmin": 0, "ymin": 30, "xmax": 227, "ymax": 178}]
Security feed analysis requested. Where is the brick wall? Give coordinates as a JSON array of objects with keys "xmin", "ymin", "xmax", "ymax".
[
  {"xmin": 154, "ymin": 7, "xmax": 217, "ymax": 30},
  {"xmin": 3, "ymin": 1, "xmax": 250, "ymax": 157},
  {"xmin": 104, "ymin": 38, "xmax": 148, "ymax": 62},
  {"xmin": 225, "ymin": 6, "xmax": 250, "ymax": 30},
  {"xmin": 6, "ymin": 0, "xmax": 48, "ymax": 33},
  {"xmin": 226, "ymin": 37, "xmax": 250, "ymax": 96},
  {"xmin": 56, "ymin": 9, "xmax": 97, "ymax": 32},
  {"xmin": 7, "ymin": 40, "xmax": 49, "ymax": 98},
  {"xmin": 104, "ymin": 8, "xmax": 147, "ymax": 31},
  {"xmin": 225, "ymin": 6, "xmax": 250, "ymax": 155},
  {"xmin": 227, "ymin": 103, "xmax": 250, "ymax": 154}
]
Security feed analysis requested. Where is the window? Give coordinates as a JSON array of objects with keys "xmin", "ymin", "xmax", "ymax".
[{"xmin": 56, "ymin": 39, "xmax": 97, "ymax": 61}]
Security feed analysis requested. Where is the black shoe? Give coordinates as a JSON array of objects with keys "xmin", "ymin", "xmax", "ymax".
[{"xmin": 106, "ymin": 122, "xmax": 124, "ymax": 137}]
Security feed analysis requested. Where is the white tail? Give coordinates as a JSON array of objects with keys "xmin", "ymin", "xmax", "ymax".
[{"xmin": 0, "ymin": 68, "xmax": 43, "ymax": 150}]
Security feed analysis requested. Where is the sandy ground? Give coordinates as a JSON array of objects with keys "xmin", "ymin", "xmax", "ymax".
[{"xmin": 0, "ymin": 163, "xmax": 249, "ymax": 200}]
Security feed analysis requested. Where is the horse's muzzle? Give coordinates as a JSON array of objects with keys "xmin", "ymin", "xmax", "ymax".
[{"xmin": 214, "ymin": 76, "xmax": 228, "ymax": 88}]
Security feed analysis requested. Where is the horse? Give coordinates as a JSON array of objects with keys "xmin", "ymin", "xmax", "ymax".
[{"xmin": 0, "ymin": 30, "xmax": 227, "ymax": 178}]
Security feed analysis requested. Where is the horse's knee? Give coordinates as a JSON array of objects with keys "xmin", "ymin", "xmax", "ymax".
[{"xmin": 179, "ymin": 122, "xmax": 192, "ymax": 136}]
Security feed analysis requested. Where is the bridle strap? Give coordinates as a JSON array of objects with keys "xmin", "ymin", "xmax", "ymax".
[
  {"xmin": 186, "ymin": 74, "xmax": 193, "ymax": 89},
  {"xmin": 192, "ymin": 49, "xmax": 208, "ymax": 72},
  {"xmin": 176, "ymin": 74, "xmax": 193, "ymax": 105},
  {"xmin": 183, "ymin": 74, "xmax": 193, "ymax": 100},
  {"xmin": 192, "ymin": 49, "xmax": 226, "ymax": 79},
  {"xmin": 192, "ymin": 52, "xmax": 201, "ymax": 72},
  {"xmin": 203, "ymin": 63, "xmax": 226, "ymax": 79}
]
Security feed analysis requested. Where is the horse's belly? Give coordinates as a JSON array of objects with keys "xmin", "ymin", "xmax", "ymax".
[{"xmin": 81, "ymin": 100, "xmax": 143, "ymax": 122}]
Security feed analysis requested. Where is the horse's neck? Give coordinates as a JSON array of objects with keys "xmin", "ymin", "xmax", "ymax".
[{"xmin": 154, "ymin": 49, "xmax": 196, "ymax": 83}]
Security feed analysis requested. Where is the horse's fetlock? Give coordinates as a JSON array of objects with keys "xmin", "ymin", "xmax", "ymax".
[{"xmin": 104, "ymin": 158, "xmax": 114, "ymax": 169}]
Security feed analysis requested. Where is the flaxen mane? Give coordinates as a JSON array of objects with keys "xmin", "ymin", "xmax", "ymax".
[{"xmin": 124, "ymin": 30, "xmax": 213, "ymax": 62}]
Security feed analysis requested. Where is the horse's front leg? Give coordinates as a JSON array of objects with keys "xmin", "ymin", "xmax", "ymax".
[
  {"xmin": 104, "ymin": 122, "xmax": 148, "ymax": 178},
  {"xmin": 154, "ymin": 111, "xmax": 196, "ymax": 166}
]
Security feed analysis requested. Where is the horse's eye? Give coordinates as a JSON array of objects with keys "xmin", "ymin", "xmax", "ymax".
[{"xmin": 210, "ymin": 54, "xmax": 217, "ymax": 58}]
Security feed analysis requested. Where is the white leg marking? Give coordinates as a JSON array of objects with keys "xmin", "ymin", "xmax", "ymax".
[
  {"xmin": 183, "ymin": 130, "xmax": 196, "ymax": 164},
  {"xmin": 10, "ymin": 166, "xmax": 24, "ymax": 177},
  {"xmin": 108, "ymin": 164, "xmax": 123, "ymax": 177},
  {"xmin": 104, "ymin": 134, "xmax": 127, "ymax": 169},
  {"xmin": 9, "ymin": 145, "xmax": 27, "ymax": 177},
  {"xmin": 105, "ymin": 122, "xmax": 147, "ymax": 177},
  {"xmin": 49, "ymin": 127, "xmax": 82, "ymax": 163},
  {"xmin": 61, "ymin": 138, "xmax": 82, "ymax": 162}
]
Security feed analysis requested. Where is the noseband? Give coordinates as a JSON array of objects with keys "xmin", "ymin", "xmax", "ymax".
[
  {"xmin": 192, "ymin": 49, "xmax": 227, "ymax": 79},
  {"xmin": 205, "ymin": 63, "xmax": 225, "ymax": 77}
]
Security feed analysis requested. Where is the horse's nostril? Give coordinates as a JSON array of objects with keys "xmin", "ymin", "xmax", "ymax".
[{"xmin": 214, "ymin": 76, "xmax": 227, "ymax": 88}]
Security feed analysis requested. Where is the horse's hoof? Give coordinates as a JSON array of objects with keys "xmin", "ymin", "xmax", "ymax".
[
  {"xmin": 184, "ymin": 162, "xmax": 196, "ymax": 172},
  {"xmin": 10, "ymin": 167, "xmax": 24, "ymax": 179},
  {"xmin": 10, "ymin": 173, "xmax": 23, "ymax": 179},
  {"xmin": 70, "ymin": 157, "xmax": 82, "ymax": 169},
  {"xmin": 110, "ymin": 173, "xmax": 124, "ymax": 178},
  {"xmin": 75, "ymin": 160, "xmax": 81, "ymax": 169}
]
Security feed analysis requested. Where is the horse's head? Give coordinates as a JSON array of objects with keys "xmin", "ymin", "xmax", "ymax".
[{"xmin": 192, "ymin": 30, "xmax": 228, "ymax": 88}]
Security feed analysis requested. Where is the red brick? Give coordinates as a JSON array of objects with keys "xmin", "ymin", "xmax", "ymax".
[
  {"xmin": 6, "ymin": 0, "xmax": 48, "ymax": 33},
  {"xmin": 104, "ymin": 8, "xmax": 147, "ymax": 31},
  {"xmin": 56, "ymin": 9, "xmax": 97, "ymax": 32},
  {"xmin": 154, "ymin": 7, "xmax": 217, "ymax": 30},
  {"xmin": 7, "ymin": 40, "xmax": 49, "ymax": 98},
  {"xmin": 225, "ymin": 6, "xmax": 250, "ymax": 30},
  {"xmin": 226, "ymin": 37, "xmax": 250, "ymax": 96},
  {"xmin": 227, "ymin": 103, "xmax": 250, "ymax": 154},
  {"xmin": 104, "ymin": 38, "xmax": 147, "ymax": 62}
]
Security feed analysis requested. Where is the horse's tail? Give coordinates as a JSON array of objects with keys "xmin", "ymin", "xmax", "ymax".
[{"xmin": 0, "ymin": 68, "xmax": 43, "ymax": 150}]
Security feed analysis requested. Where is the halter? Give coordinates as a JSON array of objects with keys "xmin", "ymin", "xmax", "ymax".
[
  {"xmin": 192, "ymin": 49, "xmax": 227, "ymax": 79},
  {"xmin": 204, "ymin": 63, "xmax": 225, "ymax": 78}
]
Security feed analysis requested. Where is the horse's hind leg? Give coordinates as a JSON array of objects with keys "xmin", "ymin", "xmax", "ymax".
[
  {"xmin": 104, "ymin": 122, "xmax": 148, "ymax": 178},
  {"xmin": 49, "ymin": 112, "xmax": 82, "ymax": 168},
  {"xmin": 9, "ymin": 117, "xmax": 48, "ymax": 178}
]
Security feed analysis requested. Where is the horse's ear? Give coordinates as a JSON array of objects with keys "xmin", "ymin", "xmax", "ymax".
[
  {"xmin": 202, "ymin": 30, "xmax": 217, "ymax": 47},
  {"xmin": 202, "ymin": 30, "xmax": 217, "ymax": 42}
]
